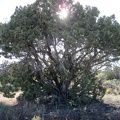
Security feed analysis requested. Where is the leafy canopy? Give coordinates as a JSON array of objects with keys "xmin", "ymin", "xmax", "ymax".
[{"xmin": 0, "ymin": 0, "xmax": 120, "ymax": 104}]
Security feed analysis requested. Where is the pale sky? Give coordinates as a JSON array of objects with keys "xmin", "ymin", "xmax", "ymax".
[{"xmin": 0, "ymin": 0, "xmax": 120, "ymax": 64}]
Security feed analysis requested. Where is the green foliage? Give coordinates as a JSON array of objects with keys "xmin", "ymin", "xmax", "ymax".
[
  {"xmin": 0, "ymin": 23, "xmax": 2, "ymax": 37},
  {"xmin": 0, "ymin": 63, "xmax": 43, "ymax": 100},
  {"xmin": 0, "ymin": 0, "xmax": 120, "ymax": 105},
  {"xmin": 69, "ymin": 71, "xmax": 105, "ymax": 105}
]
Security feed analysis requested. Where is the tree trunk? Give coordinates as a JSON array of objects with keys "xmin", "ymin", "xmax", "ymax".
[{"xmin": 58, "ymin": 82, "xmax": 68, "ymax": 103}]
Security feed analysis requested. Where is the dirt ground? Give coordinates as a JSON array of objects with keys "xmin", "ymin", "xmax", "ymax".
[
  {"xmin": 103, "ymin": 94, "xmax": 120, "ymax": 108},
  {"xmin": 1, "ymin": 93, "xmax": 120, "ymax": 120},
  {"xmin": 0, "ymin": 92, "xmax": 21, "ymax": 105}
]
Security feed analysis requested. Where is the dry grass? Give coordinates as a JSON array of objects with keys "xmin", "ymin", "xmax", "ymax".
[{"xmin": 103, "ymin": 94, "xmax": 120, "ymax": 107}]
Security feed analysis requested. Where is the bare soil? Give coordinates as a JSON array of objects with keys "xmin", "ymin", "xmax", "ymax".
[
  {"xmin": 103, "ymin": 94, "xmax": 120, "ymax": 107},
  {"xmin": 0, "ymin": 92, "xmax": 21, "ymax": 106}
]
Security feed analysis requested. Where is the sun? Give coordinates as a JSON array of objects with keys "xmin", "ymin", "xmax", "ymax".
[
  {"xmin": 59, "ymin": 8, "xmax": 68, "ymax": 19},
  {"xmin": 57, "ymin": 3, "xmax": 69, "ymax": 19}
]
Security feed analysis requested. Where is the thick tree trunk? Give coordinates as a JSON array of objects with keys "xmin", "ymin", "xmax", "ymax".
[{"xmin": 57, "ymin": 82, "xmax": 69, "ymax": 103}]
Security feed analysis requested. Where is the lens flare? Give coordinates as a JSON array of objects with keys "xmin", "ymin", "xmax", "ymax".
[
  {"xmin": 57, "ymin": 3, "xmax": 69, "ymax": 19},
  {"xmin": 59, "ymin": 8, "xmax": 68, "ymax": 19}
]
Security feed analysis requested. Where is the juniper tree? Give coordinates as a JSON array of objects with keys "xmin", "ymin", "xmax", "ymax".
[{"xmin": 1, "ymin": 0, "xmax": 120, "ymax": 104}]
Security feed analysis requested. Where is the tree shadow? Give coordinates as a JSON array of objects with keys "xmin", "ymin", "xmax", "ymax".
[
  {"xmin": 41, "ymin": 102, "xmax": 119, "ymax": 120},
  {"xmin": 2, "ymin": 100, "xmax": 119, "ymax": 120}
]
